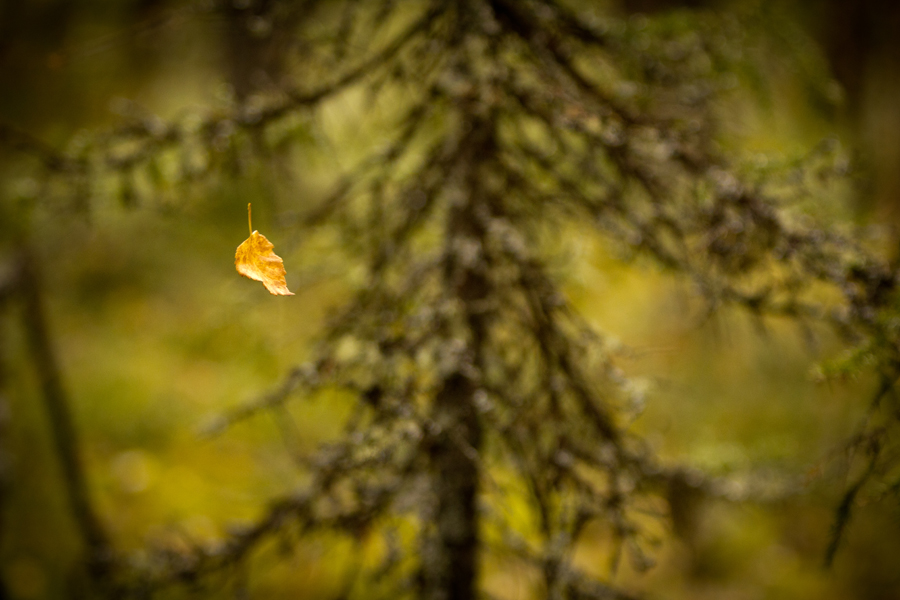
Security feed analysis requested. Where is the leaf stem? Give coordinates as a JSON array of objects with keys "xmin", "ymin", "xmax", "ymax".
[{"xmin": 248, "ymin": 203, "xmax": 253, "ymax": 235}]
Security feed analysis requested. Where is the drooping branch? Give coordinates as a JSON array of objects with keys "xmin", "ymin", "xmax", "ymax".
[
  {"xmin": 0, "ymin": 2, "xmax": 447, "ymax": 181},
  {"xmin": 129, "ymin": 395, "xmax": 427, "ymax": 596}
]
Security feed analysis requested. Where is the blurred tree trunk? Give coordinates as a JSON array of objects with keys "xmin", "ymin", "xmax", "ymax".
[
  {"xmin": 16, "ymin": 246, "xmax": 111, "ymax": 580},
  {"xmin": 815, "ymin": 0, "xmax": 900, "ymax": 225},
  {"xmin": 425, "ymin": 374, "xmax": 481, "ymax": 600},
  {"xmin": 0, "ymin": 0, "xmax": 75, "ymax": 128},
  {"xmin": 223, "ymin": 0, "xmax": 284, "ymax": 103},
  {"xmin": 421, "ymin": 116, "xmax": 494, "ymax": 600}
]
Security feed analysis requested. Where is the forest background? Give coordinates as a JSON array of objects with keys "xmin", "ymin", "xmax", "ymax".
[{"xmin": 2, "ymin": 0, "xmax": 900, "ymax": 599}]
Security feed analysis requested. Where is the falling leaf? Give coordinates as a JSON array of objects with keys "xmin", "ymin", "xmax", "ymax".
[{"xmin": 235, "ymin": 203, "xmax": 294, "ymax": 296}]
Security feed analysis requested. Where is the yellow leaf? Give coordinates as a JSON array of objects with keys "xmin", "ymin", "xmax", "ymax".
[{"xmin": 235, "ymin": 203, "xmax": 294, "ymax": 296}]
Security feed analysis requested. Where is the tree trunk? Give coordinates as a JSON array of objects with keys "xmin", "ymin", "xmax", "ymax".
[
  {"xmin": 424, "ymin": 373, "xmax": 482, "ymax": 600},
  {"xmin": 422, "ymin": 119, "xmax": 494, "ymax": 600},
  {"xmin": 16, "ymin": 247, "xmax": 111, "ymax": 577}
]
